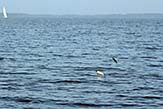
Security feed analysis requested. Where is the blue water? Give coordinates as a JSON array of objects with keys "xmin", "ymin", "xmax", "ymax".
[{"xmin": 0, "ymin": 16, "xmax": 163, "ymax": 109}]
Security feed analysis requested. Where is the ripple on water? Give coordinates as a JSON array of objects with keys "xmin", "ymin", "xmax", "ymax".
[{"xmin": 0, "ymin": 17, "xmax": 163, "ymax": 109}]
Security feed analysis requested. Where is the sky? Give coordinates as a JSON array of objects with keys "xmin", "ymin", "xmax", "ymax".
[{"xmin": 0, "ymin": 0, "xmax": 163, "ymax": 15}]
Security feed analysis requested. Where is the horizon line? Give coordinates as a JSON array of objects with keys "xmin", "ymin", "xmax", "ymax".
[{"xmin": 2, "ymin": 12, "xmax": 163, "ymax": 16}]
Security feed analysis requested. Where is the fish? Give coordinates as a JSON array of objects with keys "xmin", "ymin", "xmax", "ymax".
[
  {"xmin": 112, "ymin": 57, "xmax": 118, "ymax": 63},
  {"xmin": 96, "ymin": 70, "xmax": 105, "ymax": 76}
]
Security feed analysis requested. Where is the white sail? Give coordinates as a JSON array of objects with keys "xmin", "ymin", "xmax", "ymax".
[{"xmin": 3, "ymin": 7, "xmax": 8, "ymax": 18}]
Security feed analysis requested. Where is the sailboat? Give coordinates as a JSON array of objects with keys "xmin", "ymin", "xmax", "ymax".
[{"xmin": 2, "ymin": 7, "xmax": 8, "ymax": 18}]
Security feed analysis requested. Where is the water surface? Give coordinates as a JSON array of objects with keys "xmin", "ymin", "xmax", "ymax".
[{"xmin": 0, "ymin": 16, "xmax": 163, "ymax": 109}]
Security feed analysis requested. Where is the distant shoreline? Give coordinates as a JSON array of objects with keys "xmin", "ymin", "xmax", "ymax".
[{"xmin": 1, "ymin": 13, "xmax": 163, "ymax": 18}]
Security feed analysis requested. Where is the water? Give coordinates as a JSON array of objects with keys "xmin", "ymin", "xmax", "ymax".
[{"xmin": 0, "ymin": 16, "xmax": 163, "ymax": 109}]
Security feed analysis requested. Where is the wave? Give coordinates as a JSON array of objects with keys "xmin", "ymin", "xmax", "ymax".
[{"xmin": 57, "ymin": 102, "xmax": 112, "ymax": 107}]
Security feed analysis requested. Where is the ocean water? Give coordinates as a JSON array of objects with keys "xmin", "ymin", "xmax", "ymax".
[{"xmin": 0, "ymin": 16, "xmax": 163, "ymax": 109}]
